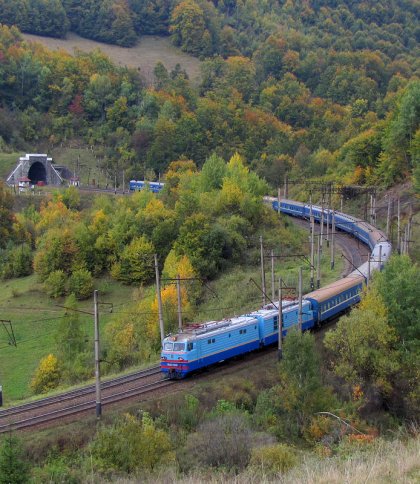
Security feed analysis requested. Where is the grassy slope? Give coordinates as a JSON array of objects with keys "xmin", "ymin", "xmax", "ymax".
[
  {"xmin": 0, "ymin": 275, "xmax": 136, "ymax": 402},
  {"xmin": 0, "ymin": 231, "xmax": 344, "ymax": 404},
  {"xmin": 0, "ymin": 152, "xmax": 21, "ymax": 180},
  {"xmin": 22, "ymin": 32, "xmax": 202, "ymax": 85}
]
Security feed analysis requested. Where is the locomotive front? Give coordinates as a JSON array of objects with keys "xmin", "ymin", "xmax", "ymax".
[{"xmin": 160, "ymin": 334, "xmax": 193, "ymax": 379}]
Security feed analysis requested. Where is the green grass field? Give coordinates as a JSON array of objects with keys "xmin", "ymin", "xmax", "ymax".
[
  {"xmin": 0, "ymin": 275, "xmax": 137, "ymax": 403},
  {"xmin": 0, "ymin": 152, "xmax": 21, "ymax": 180}
]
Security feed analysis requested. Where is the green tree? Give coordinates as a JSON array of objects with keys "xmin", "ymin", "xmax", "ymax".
[
  {"xmin": 0, "ymin": 435, "xmax": 30, "ymax": 484},
  {"xmin": 170, "ymin": 0, "xmax": 206, "ymax": 55},
  {"xmin": 44, "ymin": 269, "xmax": 67, "ymax": 298},
  {"xmin": 111, "ymin": 236, "xmax": 155, "ymax": 284},
  {"xmin": 55, "ymin": 294, "xmax": 86, "ymax": 363},
  {"xmin": 255, "ymin": 330, "xmax": 336, "ymax": 440},
  {"xmin": 68, "ymin": 268, "xmax": 93, "ymax": 300},
  {"xmin": 0, "ymin": 182, "xmax": 15, "ymax": 249},
  {"xmin": 324, "ymin": 287, "xmax": 400, "ymax": 396}
]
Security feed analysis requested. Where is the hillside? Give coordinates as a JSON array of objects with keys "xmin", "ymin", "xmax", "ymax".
[{"xmin": 22, "ymin": 32, "xmax": 202, "ymax": 84}]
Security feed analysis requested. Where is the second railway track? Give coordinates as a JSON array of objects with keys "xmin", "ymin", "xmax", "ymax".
[{"xmin": 0, "ymin": 365, "xmax": 168, "ymax": 432}]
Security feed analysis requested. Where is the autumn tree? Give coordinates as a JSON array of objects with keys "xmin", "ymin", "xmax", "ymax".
[
  {"xmin": 170, "ymin": 0, "xmax": 208, "ymax": 56},
  {"xmin": 31, "ymin": 354, "xmax": 62, "ymax": 394},
  {"xmin": 111, "ymin": 235, "xmax": 155, "ymax": 285}
]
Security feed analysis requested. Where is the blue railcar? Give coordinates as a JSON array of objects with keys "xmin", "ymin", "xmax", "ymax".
[
  {"xmin": 129, "ymin": 180, "xmax": 164, "ymax": 193},
  {"xmin": 161, "ymin": 197, "xmax": 392, "ymax": 379},
  {"xmin": 161, "ymin": 316, "xmax": 260, "ymax": 379}
]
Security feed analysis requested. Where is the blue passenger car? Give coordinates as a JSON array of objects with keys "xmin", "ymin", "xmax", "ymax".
[{"xmin": 129, "ymin": 180, "xmax": 165, "ymax": 193}]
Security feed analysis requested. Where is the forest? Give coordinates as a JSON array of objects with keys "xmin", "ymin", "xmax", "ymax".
[
  {"xmin": 0, "ymin": 1, "xmax": 419, "ymax": 481},
  {"xmin": 0, "ymin": 1, "xmax": 419, "ymax": 190}
]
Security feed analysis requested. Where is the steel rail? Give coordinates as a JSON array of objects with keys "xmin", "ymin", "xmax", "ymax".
[
  {"xmin": 0, "ymin": 379, "xmax": 174, "ymax": 432},
  {"xmin": 0, "ymin": 366, "xmax": 161, "ymax": 418}
]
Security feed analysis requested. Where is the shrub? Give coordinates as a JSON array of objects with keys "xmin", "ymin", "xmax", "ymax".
[
  {"xmin": 68, "ymin": 269, "xmax": 93, "ymax": 300},
  {"xmin": 91, "ymin": 413, "xmax": 174, "ymax": 473},
  {"xmin": 182, "ymin": 413, "xmax": 253, "ymax": 470},
  {"xmin": 249, "ymin": 443, "xmax": 297, "ymax": 474},
  {"xmin": 44, "ymin": 270, "xmax": 67, "ymax": 298},
  {"xmin": 31, "ymin": 354, "xmax": 62, "ymax": 394},
  {"xmin": 0, "ymin": 243, "xmax": 33, "ymax": 279}
]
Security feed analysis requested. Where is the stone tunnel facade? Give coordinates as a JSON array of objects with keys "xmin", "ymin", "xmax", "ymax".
[{"xmin": 6, "ymin": 154, "xmax": 63, "ymax": 186}]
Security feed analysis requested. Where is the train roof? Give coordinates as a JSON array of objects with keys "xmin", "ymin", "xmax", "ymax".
[
  {"xmin": 304, "ymin": 274, "xmax": 365, "ymax": 303},
  {"xmin": 165, "ymin": 315, "xmax": 258, "ymax": 342}
]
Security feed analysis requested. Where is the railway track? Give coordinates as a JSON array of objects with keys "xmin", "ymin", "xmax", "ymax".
[
  {"xmin": 0, "ymin": 211, "xmax": 369, "ymax": 433},
  {"xmin": 0, "ymin": 366, "xmax": 172, "ymax": 432}
]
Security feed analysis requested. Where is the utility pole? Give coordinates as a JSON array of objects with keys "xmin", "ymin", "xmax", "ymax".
[
  {"xmin": 320, "ymin": 192, "xmax": 324, "ymax": 250},
  {"xmin": 378, "ymin": 245, "xmax": 382, "ymax": 270},
  {"xmin": 330, "ymin": 209, "xmax": 335, "ymax": 270},
  {"xmin": 278, "ymin": 277, "xmax": 283, "ymax": 361},
  {"xmin": 94, "ymin": 290, "xmax": 102, "ymax": 419},
  {"xmin": 397, "ymin": 197, "xmax": 401, "ymax": 253},
  {"xmin": 367, "ymin": 255, "xmax": 371, "ymax": 286},
  {"xmin": 310, "ymin": 210, "xmax": 315, "ymax": 290},
  {"xmin": 154, "ymin": 254, "xmax": 165, "ymax": 344},
  {"xmin": 298, "ymin": 267, "xmax": 303, "ymax": 332},
  {"xmin": 326, "ymin": 204, "xmax": 330, "ymax": 248},
  {"xmin": 271, "ymin": 249, "xmax": 275, "ymax": 302},
  {"xmin": 340, "ymin": 194, "xmax": 343, "ymax": 212},
  {"xmin": 260, "ymin": 236, "xmax": 266, "ymax": 306},
  {"xmin": 316, "ymin": 232, "xmax": 321, "ymax": 289},
  {"xmin": 176, "ymin": 274, "xmax": 182, "ymax": 331},
  {"xmin": 386, "ymin": 196, "xmax": 391, "ymax": 238}
]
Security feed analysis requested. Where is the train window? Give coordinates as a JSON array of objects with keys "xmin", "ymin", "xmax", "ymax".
[
  {"xmin": 173, "ymin": 343, "xmax": 185, "ymax": 351},
  {"xmin": 163, "ymin": 342, "xmax": 173, "ymax": 351},
  {"xmin": 187, "ymin": 343, "xmax": 193, "ymax": 351},
  {"xmin": 273, "ymin": 316, "xmax": 278, "ymax": 330},
  {"xmin": 229, "ymin": 334, "xmax": 231, "ymax": 337},
  {"xmin": 244, "ymin": 329, "xmax": 247, "ymax": 334},
  {"xmin": 212, "ymin": 338, "xmax": 215, "ymax": 343},
  {"xmin": 208, "ymin": 339, "xmax": 211, "ymax": 344}
]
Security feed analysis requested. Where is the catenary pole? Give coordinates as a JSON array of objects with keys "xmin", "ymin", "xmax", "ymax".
[
  {"xmin": 310, "ymin": 198, "xmax": 315, "ymax": 290},
  {"xmin": 278, "ymin": 277, "xmax": 283, "ymax": 361},
  {"xmin": 176, "ymin": 274, "xmax": 182, "ymax": 331},
  {"xmin": 260, "ymin": 236, "xmax": 266, "ymax": 306},
  {"xmin": 271, "ymin": 249, "xmax": 275, "ymax": 302},
  {"xmin": 316, "ymin": 231, "xmax": 321, "ymax": 288},
  {"xmin": 154, "ymin": 254, "xmax": 165, "ymax": 344},
  {"xmin": 386, "ymin": 196, "xmax": 391, "ymax": 238},
  {"xmin": 94, "ymin": 290, "xmax": 102, "ymax": 419},
  {"xmin": 298, "ymin": 267, "xmax": 303, "ymax": 332},
  {"xmin": 330, "ymin": 209, "xmax": 335, "ymax": 270}
]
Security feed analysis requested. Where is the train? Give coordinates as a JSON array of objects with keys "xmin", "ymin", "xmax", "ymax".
[
  {"xmin": 129, "ymin": 180, "xmax": 165, "ymax": 193},
  {"xmin": 160, "ymin": 198, "xmax": 392, "ymax": 379}
]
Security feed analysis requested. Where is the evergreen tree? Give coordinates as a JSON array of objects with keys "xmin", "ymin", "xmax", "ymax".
[{"xmin": 0, "ymin": 435, "xmax": 30, "ymax": 484}]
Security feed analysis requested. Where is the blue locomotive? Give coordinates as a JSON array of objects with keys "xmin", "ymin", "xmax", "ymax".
[
  {"xmin": 129, "ymin": 180, "xmax": 164, "ymax": 193},
  {"xmin": 160, "ymin": 198, "xmax": 391, "ymax": 379}
]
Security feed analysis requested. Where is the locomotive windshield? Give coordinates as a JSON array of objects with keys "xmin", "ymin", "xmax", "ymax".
[{"xmin": 163, "ymin": 342, "xmax": 185, "ymax": 351}]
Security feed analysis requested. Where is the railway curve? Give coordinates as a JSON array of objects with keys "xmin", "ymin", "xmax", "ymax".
[{"xmin": 0, "ymin": 198, "xmax": 378, "ymax": 432}]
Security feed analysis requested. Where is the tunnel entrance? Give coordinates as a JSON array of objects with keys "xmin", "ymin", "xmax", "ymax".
[{"xmin": 28, "ymin": 162, "xmax": 47, "ymax": 184}]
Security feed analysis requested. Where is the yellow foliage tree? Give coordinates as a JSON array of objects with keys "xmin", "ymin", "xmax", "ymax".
[{"xmin": 30, "ymin": 354, "xmax": 62, "ymax": 394}]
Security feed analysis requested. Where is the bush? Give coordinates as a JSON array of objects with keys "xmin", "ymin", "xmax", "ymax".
[
  {"xmin": 182, "ymin": 413, "xmax": 253, "ymax": 471},
  {"xmin": 249, "ymin": 443, "xmax": 297, "ymax": 474},
  {"xmin": 68, "ymin": 269, "xmax": 93, "ymax": 300},
  {"xmin": 44, "ymin": 270, "xmax": 67, "ymax": 298},
  {"xmin": 0, "ymin": 243, "xmax": 33, "ymax": 279},
  {"xmin": 91, "ymin": 413, "xmax": 174, "ymax": 473},
  {"xmin": 31, "ymin": 354, "xmax": 62, "ymax": 394}
]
